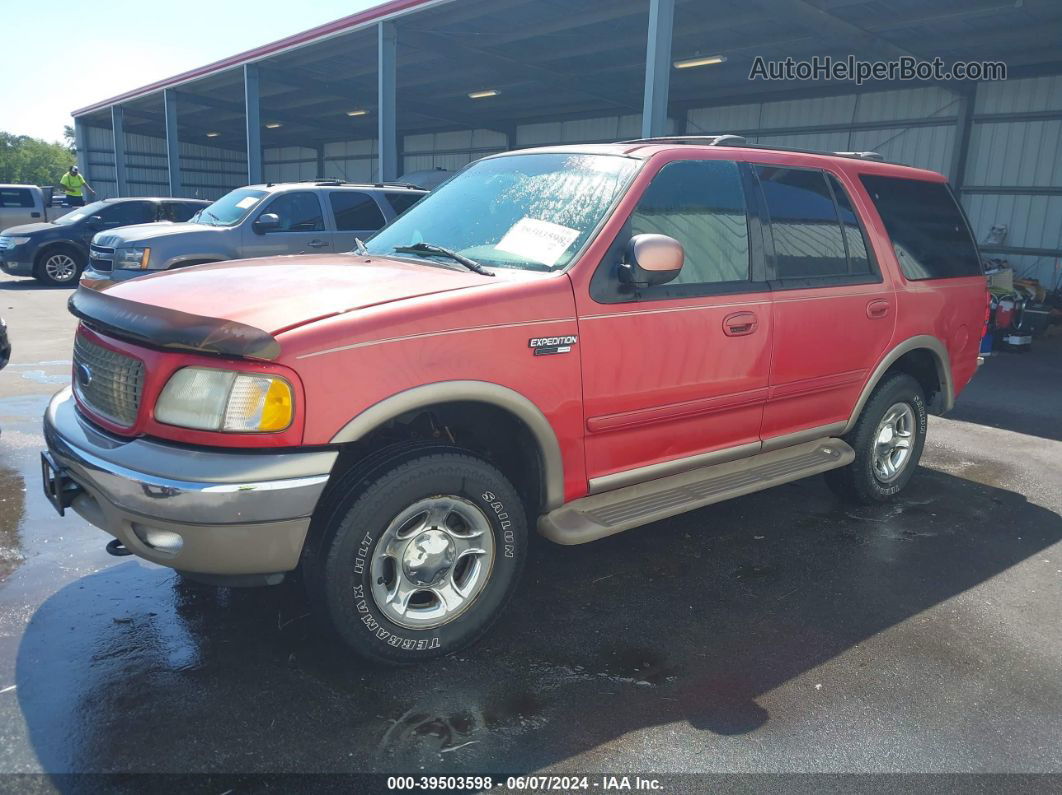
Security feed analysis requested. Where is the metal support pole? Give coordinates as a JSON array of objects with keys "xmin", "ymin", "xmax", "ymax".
[
  {"xmin": 641, "ymin": 0, "xmax": 675, "ymax": 138},
  {"xmin": 378, "ymin": 21, "xmax": 398, "ymax": 182},
  {"xmin": 73, "ymin": 118, "xmax": 89, "ymax": 182},
  {"xmin": 111, "ymin": 105, "xmax": 128, "ymax": 197},
  {"xmin": 163, "ymin": 88, "xmax": 182, "ymax": 196},
  {"xmin": 949, "ymin": 87, "xmax": 975, "ymax": 192},
  {"xmin": 316, "ymin": 144, "xmax": 325, "ymax": 179},
  {"xmin": 244, "ymin": 64, "xmax": 263, "ymax": 184}
]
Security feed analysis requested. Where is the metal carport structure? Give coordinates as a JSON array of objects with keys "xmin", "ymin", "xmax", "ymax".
[{"xmin": 71, "ymin": 0, "xmax": 1062, "ymax": 284}]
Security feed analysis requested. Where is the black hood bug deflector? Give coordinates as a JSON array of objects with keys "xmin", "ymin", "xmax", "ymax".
[{"xmin": 68, "ymin": 285, "xmax": 281, "ymax": 361}]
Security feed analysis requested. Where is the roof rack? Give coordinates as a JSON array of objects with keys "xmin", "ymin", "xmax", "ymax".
[
  {"xmin": 620, "ymin": 134, "xmax": 747, "ymax": 146},
  {"xmin": 832, "ymin": 151, "xmax": 885, "ymax": 161},
  {"xmin": 290, "ymin": 178, "xmax": 424, "ymax": 189},
  {"xmin": 621, "ymin": 135, "xmax": 891, "ymax": 164}
]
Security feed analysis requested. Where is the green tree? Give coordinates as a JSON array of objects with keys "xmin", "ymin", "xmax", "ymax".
[{"xmin": 0, "ymin": 131, "xmax": 77, "ymax": 186}]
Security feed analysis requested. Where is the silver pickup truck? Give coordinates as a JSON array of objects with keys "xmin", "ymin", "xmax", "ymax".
[
  {"xmin": 0, "ymin": 184, "xmax": 74, "ymax": 229},
  {"xmin": 82, "ymin": 180, "xmax": 426, "ymax": 282}
]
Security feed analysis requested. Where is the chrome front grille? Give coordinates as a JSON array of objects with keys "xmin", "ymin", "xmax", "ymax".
[
  {"xmin": 72, "ymin": 334, "xmax": 144, "ymax": 427},
  {"xmin": 89, "ymin": 244, "xmax": 114, "ymax": 272}
]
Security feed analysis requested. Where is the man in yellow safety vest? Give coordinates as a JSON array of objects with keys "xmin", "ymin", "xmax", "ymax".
[{"xmin": 58, "ymin": 165, "xmax": 96, "ymax": 207}]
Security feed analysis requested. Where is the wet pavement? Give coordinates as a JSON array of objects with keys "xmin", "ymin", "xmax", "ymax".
[{"xmin": 1, "ymin": 273, "xmax": 1061, "ymax": 779}]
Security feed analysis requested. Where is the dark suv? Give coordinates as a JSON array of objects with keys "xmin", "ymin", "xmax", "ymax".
[{"xmin": 0, "ymin": 197, "xmax": 208, "ymax": 286}]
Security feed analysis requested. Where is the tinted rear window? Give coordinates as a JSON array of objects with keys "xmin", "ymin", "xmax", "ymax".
[
  {"xmin": 859, "ymin": 175, "xmax": 981, "ymax": 279},
  {"xmin": 329, "ymin": 191, "xmax": 385, "ymax": 231},
  {"xmin": 385, "ymin": 192, "xmax": 423, "ymax": 216},
  {"xmin": 0, "ymin": 188, "xmax": 33, "ymax": 208}
]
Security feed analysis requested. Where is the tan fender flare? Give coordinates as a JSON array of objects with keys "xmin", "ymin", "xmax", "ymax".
[
  {"xmin": 843, "ymin": 335, "xmax": 953, "ymax": 435},
  {"xmin": 329, "ymin": 381, "xmax": 565, "ymax": 510}
]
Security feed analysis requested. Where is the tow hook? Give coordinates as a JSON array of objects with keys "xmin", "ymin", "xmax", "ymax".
[{"xmin": 105, "ymin": 539, "xmax": 132, "ymax": 557}]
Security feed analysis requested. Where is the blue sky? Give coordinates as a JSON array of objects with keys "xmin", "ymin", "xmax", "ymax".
[{"xmin": 0, "ymin": 0, "xmax": 380, "ymax": 142}]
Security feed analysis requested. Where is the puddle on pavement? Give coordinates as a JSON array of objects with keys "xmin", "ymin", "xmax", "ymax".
[
  {"xmin": 0, "ymin": 393, "xmax": 52, "ymax": 422},
  {"xmin": 18, "ymin": 370, "xmax": 68, "ymax": 385},
  {"xmin": 0, "ymin": 464, "xmax": 26, "ymax": 580}
]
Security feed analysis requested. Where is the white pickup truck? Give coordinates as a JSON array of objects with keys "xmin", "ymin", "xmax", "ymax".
[{"xmin": 0, "ymin": 185, "xmax": 75, "ymax": 230}]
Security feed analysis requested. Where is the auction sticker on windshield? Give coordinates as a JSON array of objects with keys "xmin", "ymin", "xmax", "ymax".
[
  {"xmin": 235, "ymin": 196, "xmax": 260, "ymax": 209},
  {"xmin": 496, "ymin": 217, "xmax": 580, "ymax": 267}
]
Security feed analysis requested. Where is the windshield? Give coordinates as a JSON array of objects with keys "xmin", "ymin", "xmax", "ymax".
[
  {"xmin": 53, "ymin": 200, "xmax": 109, "ymax": 225},
  {"xmin": 365, "ymin": 153, "xmax": 639, "ymax": 271},
  {"xmin": 193, "ymin": 188, "xmax": 268, "ymax": 226}
]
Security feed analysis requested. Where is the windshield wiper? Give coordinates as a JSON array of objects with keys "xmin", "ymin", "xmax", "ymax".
[
  {"xmin": 202, "ymin": 209, "xmax": 221, "ymax": 225},
  {"xmin": 393, "ymin": 242, "xmax": 494, "ymax": 277}
]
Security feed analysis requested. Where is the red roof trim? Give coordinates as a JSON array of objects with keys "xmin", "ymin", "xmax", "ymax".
[{"xmin": 72, "ymin": 0, "xmax": 440, "ymax": 117}]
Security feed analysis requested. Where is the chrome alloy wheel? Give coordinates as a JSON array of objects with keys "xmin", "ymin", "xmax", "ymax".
[
  {"xmin": 872, "ymin": 402, "xmax": 916, "ymax": 483},
  {"xmin": 369, "ymin": 496, "xmax": 495, "ymax": 629},
  {"xmin": 44, "ymin": 253, "xmax": 78, "ymax": 282}
]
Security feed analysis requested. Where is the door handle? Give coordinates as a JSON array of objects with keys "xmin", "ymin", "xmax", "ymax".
[
  {"xmin": 866, "ymin": 299, "xmax": 890, "ymax": 319},
  {"xmin": 307, "ymin": 239, "xmax": 329, "ymax": 248},
  {"xmin": 723, "ymin": 311, "xmax": 758, "ymax": 336}
]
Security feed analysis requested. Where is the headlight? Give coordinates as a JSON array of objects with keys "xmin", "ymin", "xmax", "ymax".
[
  {"xmin": 113, "ymin": 246, "xmax": 151, "ymax": 269},
  {"xmin": 0, "ymin": 236, "xmax": 29, "ymax": 247},
  {"xmin": 155, "ymin": 367, "xmax": 294, "ymax": 432}
]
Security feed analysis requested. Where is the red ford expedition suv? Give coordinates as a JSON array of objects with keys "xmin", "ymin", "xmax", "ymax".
[{"xmin": 42, "ymin": 137, "xmax": 986, "ymax": 664}]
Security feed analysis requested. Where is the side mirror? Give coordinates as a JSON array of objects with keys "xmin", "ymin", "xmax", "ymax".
[
  {"xmin": 619, "ymin": 234, "xmax": 684, "ymax": 288},
  {"xmin": 86, "ymin": 215, "xmax": 104, "ymax": 229},
  {"xmin": 253, "ymin": 212, "xmax": 281, "ymax": 234}
]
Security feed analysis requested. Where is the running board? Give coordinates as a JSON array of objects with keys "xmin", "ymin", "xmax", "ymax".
[{"xmin": 539, "ymin": 438, "xmax": 854, "ymax": 545}]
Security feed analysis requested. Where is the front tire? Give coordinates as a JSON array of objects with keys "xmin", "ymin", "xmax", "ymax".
[
  {"xmin": 825, "ymin": 373, "xmax": 927, "ymax": 504},
  {"xmin": 35, "ymin": 246, "xmax": 84, "ymax": 286},
  {"xmin": 310, "ymin": 450, "xmax": 527, "ymax": 665}
]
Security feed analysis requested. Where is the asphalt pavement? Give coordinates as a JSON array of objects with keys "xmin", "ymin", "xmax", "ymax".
[{"xmin": 0, "ymin": 272, "xmax": 1060, "ymax": 785}]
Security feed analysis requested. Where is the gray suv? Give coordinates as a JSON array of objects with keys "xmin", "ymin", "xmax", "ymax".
[{"xmin": 82, "ymin": 180, "xmax": 426, "ymax": 282}]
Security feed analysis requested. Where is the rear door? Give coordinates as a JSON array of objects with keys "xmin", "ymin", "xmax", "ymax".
[
  {"xmin": 754, "ymin": 165, "xmax": 895, "ymax": 444},
  {"xmin": 327, "ymin": 190, "xmax": 387, "ymax": 251},
  {"xmin": 242, "ymin": 191, "xmax": 332, "ymax": 257},
  {"xmin": 577, "ymin": 158, "xmax": 773, "ymax": 488},
  {"xmin": 858, "ymin": 174, "xmax": 986, "ymax": 396}
]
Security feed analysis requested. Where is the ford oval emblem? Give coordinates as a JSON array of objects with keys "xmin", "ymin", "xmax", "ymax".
[{"xmin": 75, "ymin": 362, "xmax": 93, "ymax": 388}]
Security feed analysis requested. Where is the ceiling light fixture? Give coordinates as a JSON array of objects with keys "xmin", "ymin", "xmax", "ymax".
[
  {"xmin": 673, "ymin": 54, "xmax": 727, "ymax": 69},
  {"xmin": 346, "ymin": 109, "xmax": 368, "ymax": 117},
  {"xmin": 467, "ymin": 89, "xmax": 500, "ymax": 99},
  {"xmin": 205, "ymin": 131, "xmax": 220, "ymax": 138},
  {"xmin": 264, "ymin": 121, "xmax": 283, "ymax": 129}
]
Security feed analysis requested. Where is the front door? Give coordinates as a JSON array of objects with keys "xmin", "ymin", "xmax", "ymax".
[
  {"xmin": 752, "ymin": 165, "xmax": 896, "ymax": 442},
  {"xmin": 576, "ymin": 158, "xmax": 773, "ymax": 489},
  {"xmin": 242, "ymin": 191, "xmax": 333, "ymax": 258}
]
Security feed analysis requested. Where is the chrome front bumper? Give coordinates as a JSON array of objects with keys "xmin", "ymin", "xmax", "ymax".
[{"xmin": 43, "ymin": 388, "xmax": 337, "ymax": 575}]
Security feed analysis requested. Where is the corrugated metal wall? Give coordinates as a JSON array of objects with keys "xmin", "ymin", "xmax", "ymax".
[
  {"xmin": 962, "ymin": 75, "xmax": 1062, "ymax": 286},
  {"xmin": 85, "ymin": 126, "xmax": 117, "ymax": 198},
  {"xmin": 83, "ymin": 127, "xmax": 246, "ymax": 201},
  {"xmin": 687, "ymin": 86, "xmax": 960, "ymax": 177},
  {"xmin": 177, "ymin": 141, "xmax": 247, "ymax": 200}
]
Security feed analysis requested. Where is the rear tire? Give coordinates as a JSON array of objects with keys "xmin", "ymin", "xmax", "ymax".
[
  {"xmin": 825, "ymin": 373, "xmax": 927, "ymax": 504},
  {"xmin": 34, "ymin": 245, "xmax": 84, "ymax": 286},
  {"xmin": 308, "ymin": 449, "xmax": 527, "ymax": 665}
]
